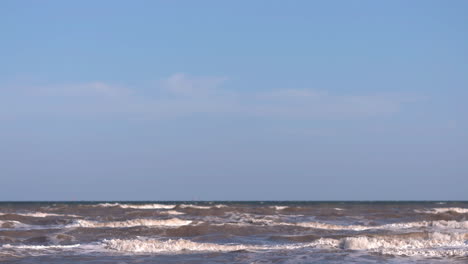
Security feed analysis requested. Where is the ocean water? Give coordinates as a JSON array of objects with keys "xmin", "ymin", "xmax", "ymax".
[{"xmin": 0, "ymin": 201, "xmax": 467, "ymax": 264}]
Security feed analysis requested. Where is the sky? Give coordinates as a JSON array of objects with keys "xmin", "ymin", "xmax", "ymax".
[{"xmin": 1, "ymin": 1, "xmax": 467, "ymax": 201}]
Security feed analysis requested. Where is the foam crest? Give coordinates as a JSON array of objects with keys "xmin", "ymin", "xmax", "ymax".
[
  {"xmin": 104, "ymin": 238, "xmax": 261, "ymax": 253},
  {"xmin": 415, "ymin": 207, "xmax": 468, "ymax": 214},
  {"xmin": 0, "ymin": 212, "xmax": 79, "ymax": 218},
  {"xmin": 1, "ymin": 243, "xmax": 104, "ymax": 256},
  {"xmin": 383, "ymin": 220, "xmax": 468, "ymax": 230},
  {"xmin": 2, "ymin": 244, "xmax": 82, "ymax": 250},
  {"xmin": 68, "ymin": 218, "xmax": 192, "ymax": 228},
  {"xmin": 271, "ymin": 206, "xmax": 288, "ymax": 210},
  {"xmin": 295, "ymin": 220, "xmax": 468, "ymax": 231},
  {"xmin": 179, "ymin": 204, "xmax": 212, "ymax": 209},
  {"xmin": 94, "ymin": 203, "xmax": 176, "ymax": 209},
  {"xmin": 295, "ymin": 221, "xmax": 370, "ymax": 231},
  {"xmin": 340, "ymin": 232, "xmax": 468, "ymax": 257},
  {"xmin": 104, "ymin": 237, "xmax": 340, "ymax": 254}
]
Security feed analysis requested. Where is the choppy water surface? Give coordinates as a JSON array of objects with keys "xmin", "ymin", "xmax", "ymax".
[{"xmin": 0, "ymin": 201, "xmax": 467, "ymax": 263}]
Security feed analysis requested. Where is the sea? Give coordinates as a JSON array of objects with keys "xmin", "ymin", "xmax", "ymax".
[{"xmin": 0, "ymin": 201, "xmax": 467, "ymax": 264}]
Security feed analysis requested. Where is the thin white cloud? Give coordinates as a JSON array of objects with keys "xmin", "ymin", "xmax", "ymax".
[
  {"xmin": 161, "ymin": 73, "xmax": 228, "ymax": 96},
  {"xmin": 27, "ymin": 82, "xmax": 133, "ymax": 97},
  {"xmin": 0, "ymin": 74, "xmax": 417, "ymax": 120}
]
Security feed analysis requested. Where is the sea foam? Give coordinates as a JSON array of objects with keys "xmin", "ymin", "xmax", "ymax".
[
  {"xmin": 0, "ymin": 212, "xmax": 79, "ymax": 218},
  {"xmin": 415, "ymin": 207, "xmax": 468, "ymax": 214},
  {"xmin": 104, "ymin": 237, "xmax": 340, "ymax": 253},
  {"xmin": 94, "ymin": 203, "xmax": 176, "ymax": 210},
  {"xmin": 341, "ymin": 232, "xmax": 468, "ymax": 257},
  {"xmin": 68, "ymin": 218, "xmax": 192, "ymax": 228}
]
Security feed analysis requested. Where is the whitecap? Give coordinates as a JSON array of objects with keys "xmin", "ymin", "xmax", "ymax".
[
  {"xmin": 415, "ymin": 207, "xmax": 468, "ymax": 214},
  {"xmin": 68, "ymin": 218, "xmax": 192, "ymax": 228},
  {"xmin": 179, "ymin": 204, "xmax": 212, "ymax": 210},
  {"xmin": 340, "ymin": 232, "xmax": 468, "ymax": 257},
  {"xmin": 103, "ymin": 237, "xmax": 339, "ymax": 253},
  {"xmin": 0, "ymin": 212, "xmax": 80, "ymax": 218},
  {"xmin": 2, "ymin": 244, "xmax": 82, "ymax": 250},
  {"xmin": 271, "ymin": 206, "xmax": 288, "ymax": 210},
  {"xmin": 94, "ymin": 203, "xmax": 176, "ymax": 210}
]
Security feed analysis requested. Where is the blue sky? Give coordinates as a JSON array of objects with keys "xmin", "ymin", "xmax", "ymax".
[{"xmin": 1, "ymin": 1, "xmax": 467, "ymax": 200}]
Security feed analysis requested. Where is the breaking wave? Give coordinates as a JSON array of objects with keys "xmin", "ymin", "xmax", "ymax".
[
  {"xmin": 3, "ymin": 244, "xmax": 82, "ymax": 250},
  {"xmin": 0, "ymin": 220, "xmax": 31, "ymax": 229},
  {"xmin": 67, "ymin": 218, "xmax": 192, "ymax": 228},
  {"xmin": 270, "ymin": 206, "xmax": 288, "ymax": 210},
  {"xmin": 341, "ymin": 232, "xmax": 468, "ymax": 257},
  {"xmin": 0, "ymin": 212, "xmax": 79, "ymax": 218},
  {"xmin": 3, "ymin": 233, "xmax": 467, "ymax": 258},
  {"xmin": 179, "ymin": 204, "xmax": 226, "ymax": 209},
  {"xmin": 94, "ymin": 203, "xmax": 176, "ymax": 210},
  {"xmin": 296, "ymin": 220, "xmax": 468, "ymax": 231},
  {"xmin": 103, "ymin": 237, "xmax": 338, "ymax": 253},
  {"xmin": 103, "ymin": 232, "xmax": 468, "ymax": 257},
  {"xmin": 415, "ymin": 207, "xmax": 468, "ymax": 214}
]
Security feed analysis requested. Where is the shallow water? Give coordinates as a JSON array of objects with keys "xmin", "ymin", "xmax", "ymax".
[{"xmin": 0, "ymin": 201, "xmax": 467, "ymax": 263}]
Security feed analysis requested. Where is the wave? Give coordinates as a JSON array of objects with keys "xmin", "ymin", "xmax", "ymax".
[
  {"xmin": 160, "ymin": 210, "xmax": 185, "ymax": 215},
  {"xmin": 67, "ymin": 218, "xmax": 192, "ymax": 228},
  {"xmin": 94, "ymin": 203, "xmax": 176, "ymax": 210},
  {"xmin": 0, "ymin": 220, "xmax": 31, "ymax": 229},
  {"xmin": 341, "ymin": 232, "xmax": 468, "ymax": 257},
  {"xmin": 270, "ymin": 206, "xmax": 288, "ymax": 210},
  {"xmin": 103, "ymin": 237, "xmax": 339, "ymax": 254},
  {"xmin": 103, "ymin": 238, "xmax": 262, "ymax": 253},
  {"xmin": 103, "ymin": 232, "xmax": 468, "ymax": 257},
  {"xmin": 3, "ymin": 232, "xmax": 467, "ymax": 258},
  {"xmin": 0, "ymin": 212, "xmax": 79, "ymax": 218},
  {"xmin": 295, "ymin": 221, "xmax": 371, "ymax": 231},
  {"xmin": 179, "ymin": 204, "xmax": 219, "ymax": 210},
  {"xmin": 2, "ymin": 244, "xmax": 82, "ymax": 250},
  {"xmin": 383, "ymin": 220, "xmax": 468, "ymax": 230},
  {"xmin": 415, "ymin": 207, "xmax": 468, "ymax": 214},
  {"xmin": 296, "ymin": 220, "xmax": 468, "ymax": 231}
]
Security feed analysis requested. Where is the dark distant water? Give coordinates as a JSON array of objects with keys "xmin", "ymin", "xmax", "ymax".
[{"xmin": 1, "ymin": 201, "xmax": 467, "ymax": 263}]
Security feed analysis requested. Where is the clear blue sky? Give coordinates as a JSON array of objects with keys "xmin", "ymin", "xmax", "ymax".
[{"xmin": 1, "ymin": 1, "xmax": 467, "ymax": 200}]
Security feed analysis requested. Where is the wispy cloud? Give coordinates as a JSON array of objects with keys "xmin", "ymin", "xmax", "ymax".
[
  {"xmin": 26, "ymin": 82, "xmax": 133, "ymax": 97},
  {"xmin": 0, "ymin": 73, "xmax": 417, "ymax": 120},
  {"xmin": 161, "ymin": 73, "xmax": 228, "ymax": 97}
]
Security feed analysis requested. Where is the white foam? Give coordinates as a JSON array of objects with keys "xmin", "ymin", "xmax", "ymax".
[
  {"xmin": 383, "ymin": 220, "xmax": 468, "ymax": 230},
  {"xmin": 4, "ymin": 234, "xmax": 467, "ymax": 258},
  {"xmin": 0, "ymin": 212, "xmax": 80, "ymax": 218},
  {"xmin": 334, "ymin": 208, "xmax": 344, "ymax": 211},
  {"xmin": 415, "ymin": 207, "xmax": 468, "ymax": 214},
  {"xmin": 1, "ymin": 243, "xmax": 105, "ymax": 256},
  {"xmin": 295, "ymin": 221, "xmax": 371, "ymax": 231},
  {"xmin": 179, "ymin": 204, "xmax": 212, "ymax": 209},
  {"xmin": 2, "ymin": 244, "xmax": 82, "ymax": 250},
  {"xmin": 94, "ymin": 203, "xmax": 176, "ymax": 210},
  {"xmin": 295, "ymin": 220, "xmax": 468, "ymax": 231},
  {"xmin": 341, "ymin": 232, "xmax": 468, "ymax": 257},
  {"xmin": 103, "ymin": 237, "xmax": 340, "ymax": 254},
  {"xmin": 104, "ymin": 238, "xmax": 260, "ymax": 253},
  {"xmin": 271, "ymin": 206, "xmax": 288, "ymax": 210},
  {"xmin": 68, "ymin": 218, "xmax": 192, "ymax": 228}
]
